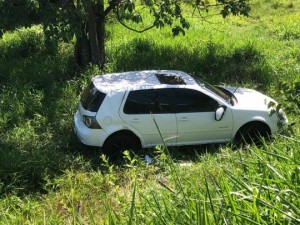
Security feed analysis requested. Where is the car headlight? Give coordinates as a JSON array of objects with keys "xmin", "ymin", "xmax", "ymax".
[{"xmin": 278, "ymin": 108, "xmax": 288, "ymax": 125}]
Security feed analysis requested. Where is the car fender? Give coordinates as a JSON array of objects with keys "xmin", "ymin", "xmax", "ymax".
[
  {"xmin": 232, "ymin": 115, "xmax": 276, "ymax": 140},
  {"xmin": 231, "ymin": 110, "xmax": 273, "ymax": 135}
]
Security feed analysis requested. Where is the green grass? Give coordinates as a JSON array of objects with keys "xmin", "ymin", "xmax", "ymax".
[{"xmin": 0, "ymin": 0, "xmax": 300, "ymax": 224}]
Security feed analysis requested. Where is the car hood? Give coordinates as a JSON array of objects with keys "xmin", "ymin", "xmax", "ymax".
[{"xmin": 223, "ymin": 87, "xmax": 277, "ymax": 110}]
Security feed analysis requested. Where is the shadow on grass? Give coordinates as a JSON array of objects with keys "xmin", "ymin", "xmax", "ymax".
[
  {"xmin": 0, "ymin": 36, "xmax": 86, "ymax": 195},
  {"xmin": 77, "ymin": 144, "xmax": 226, "ymax": 169}
]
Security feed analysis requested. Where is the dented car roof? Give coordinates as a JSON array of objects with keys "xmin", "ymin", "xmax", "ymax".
[{"xmin": 92, "ymin": 70, "xmax": 199, "ymax": 93}]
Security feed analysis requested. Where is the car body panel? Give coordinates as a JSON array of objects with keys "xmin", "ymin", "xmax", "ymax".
[
  {"xmin": 230, "ymin": 109, "xmax": 279, "ymax": 139},
  {"xmin": 176, "ymin": 109, "xmax": 233, "ymax": 144},
  {"xmin": 119, "ymin": 112, "xmax": 177, "ymax": 147}
]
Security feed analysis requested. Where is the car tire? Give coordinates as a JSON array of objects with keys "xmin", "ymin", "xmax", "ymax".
[
  {"xmin": 102, "ymin": 132, "xmax": 141, "ymax": 158},
  {"xmin": 235, "ymin": 122, "xmax": 270, "ymax": 146}
]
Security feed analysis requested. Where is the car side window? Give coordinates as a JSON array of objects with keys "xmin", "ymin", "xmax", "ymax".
[
  {"xmin": 123, "ymin": 89, "xmax": 174, "ymax": 114},
  {"xmin": 173, "ymin": 89, "xmax": 219, "ymax": 113}
]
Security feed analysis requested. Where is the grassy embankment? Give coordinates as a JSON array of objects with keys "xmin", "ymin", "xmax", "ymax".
[{"xmin": 0, "ymin": 0, "xmax": 299, "ymax": 224}]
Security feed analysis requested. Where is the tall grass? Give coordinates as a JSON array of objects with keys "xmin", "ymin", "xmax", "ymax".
[
  {"xmin": 0, "ymin": 25, "xmax": 75, "ymax": 88},
  {"xmin": 1, "ymin": 140, "xmax": 298, "ymax": 224},
  {"xmin": 92, "ymin": 140, "xmax": 300, "ymax": 224},
  {"xmin": 0, "ymin": 0, "xmax": 299, "ymax": 224}
]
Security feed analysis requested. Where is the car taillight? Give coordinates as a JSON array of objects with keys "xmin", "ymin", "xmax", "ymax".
[{"xmin": 83, "ymin": 115, "xmax": 101, "ymax": 129}]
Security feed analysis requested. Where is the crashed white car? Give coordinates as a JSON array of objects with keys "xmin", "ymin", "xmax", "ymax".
[{"xmin": 74, "ymin": 70, "xmax": 288, "ymax": 155}]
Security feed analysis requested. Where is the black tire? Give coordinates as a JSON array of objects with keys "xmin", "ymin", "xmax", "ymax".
[
  {"xmin": 102, "ymin": 133, "xmax": 140, "ymax": 158},
  {"xmin": 235, "ymin": 122, "xmax": 270, "ymax": 146}
]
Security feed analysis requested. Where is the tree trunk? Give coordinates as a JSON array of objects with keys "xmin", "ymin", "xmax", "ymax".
[
  {"xmin": 95, "ymin": 1, "xmax": 105, "ymax": 67},
  {"xmin": 75, "ymin": 0, "xmax": 106, "ymax": 68},
  {"xmin": 72, "ymin": 1, "xmax": 91, "ymax": 68},
  {"xmin": 74, "ymin": 25, "xmax": 91, "ymax": 67},
  {"xmin": 87, "ymin": 2, "xmax": 101, "ymax": 67}
]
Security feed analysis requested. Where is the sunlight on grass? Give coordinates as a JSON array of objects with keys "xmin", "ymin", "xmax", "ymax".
[{"xmin": 0, "ymin": 0, "xmax": 300, "ymax": 223}]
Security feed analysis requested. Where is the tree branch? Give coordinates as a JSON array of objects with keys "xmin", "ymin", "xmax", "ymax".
[
  {"xmin": 104, "ymin": 0, "xmax": 123, "ymax": 18},
  {"xmin": 115, "ymin": 5, "xmax": 156, "ymax": 33}
]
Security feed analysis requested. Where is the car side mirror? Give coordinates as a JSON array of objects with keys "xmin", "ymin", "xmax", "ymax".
[{"xmin": 215, "ymin": 106, "xmax": 226, "ymax": 121}]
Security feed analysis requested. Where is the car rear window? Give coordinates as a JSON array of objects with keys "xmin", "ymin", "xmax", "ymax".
[{"xmin": 81, "ymin": 83, "xmax": 106, "ymax": 112}]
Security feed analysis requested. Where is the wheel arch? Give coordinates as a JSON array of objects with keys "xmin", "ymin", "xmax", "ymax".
[
  {"xmin": 103, "ymin": 129, "xmax": 142, "ymax": 148},
  {"xmin": 234, "ymin": 120, "xmax": 271, "ymax": 140}
]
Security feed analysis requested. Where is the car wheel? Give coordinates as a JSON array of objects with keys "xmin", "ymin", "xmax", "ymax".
[
  {"xmin": 102, "ymin": 132, "xmax": 140, "ymax": 158},
  {"xmin": 235, "ymin": 122, "xmax": 270, "ymax": 145}
]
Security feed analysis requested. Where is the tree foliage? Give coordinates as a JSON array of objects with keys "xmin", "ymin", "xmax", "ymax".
[
  {"xmin": 0, "ymin": 0, "xmax": 251, "ymax": 68},
  {"xmin": 0, "ymin": 0, "xmax": 39, "ymax": 34}
]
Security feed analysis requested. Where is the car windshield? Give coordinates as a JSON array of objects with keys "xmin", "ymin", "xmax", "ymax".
[{"xmin": 193, "ymin": 76, "xmax": 232, "ymax": 104}]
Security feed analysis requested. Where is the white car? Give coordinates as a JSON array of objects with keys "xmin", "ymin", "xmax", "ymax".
[{"xmin": 74, "ymin": 70, "xmax": 288, "ymax": 155}]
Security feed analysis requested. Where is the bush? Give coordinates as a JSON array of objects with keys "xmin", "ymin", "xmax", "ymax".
[{"xmin": 0, "ymin": 25, "xmax": 45, "ymax": 60}]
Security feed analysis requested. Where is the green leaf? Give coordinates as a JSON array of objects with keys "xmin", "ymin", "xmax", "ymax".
[
  {"xmin": 155, "ymin": 19, "xmax": 164, "ymax": 29},
  {"xmin": 172, "ymin": 26, "xmax": 185, "ymax": 36}
]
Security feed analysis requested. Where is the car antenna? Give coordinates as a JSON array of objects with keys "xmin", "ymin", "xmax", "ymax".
[
  {"xmin": 228, "ymin": 86, "xmax": 239, "ymax": 104},
  {"xmin": 233, "ymin": 86, "xmax": 239, "ymax": 95}
]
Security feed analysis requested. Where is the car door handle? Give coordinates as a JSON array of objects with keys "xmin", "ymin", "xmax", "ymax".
[
  {"xmin": 218, "ymin": 126, "xmax": 229, "ymax": 129},
  {"xmin": 131, "ymin": 118, "xmax": 140, "ymax": 123},
  {"xmin": 178, "ymin": 117, "xmax": 188, "ymax": 121}
]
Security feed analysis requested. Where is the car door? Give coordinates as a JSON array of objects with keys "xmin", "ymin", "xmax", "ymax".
[
  {"xmin": 173, "ymin": 88, "xmax": 233, "ymax": 144},
  {"xmin": 119, "ymin": 89, "xmax": 177, "ymax": 146}
]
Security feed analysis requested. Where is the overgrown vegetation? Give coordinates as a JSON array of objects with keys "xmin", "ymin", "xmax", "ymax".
[{"xmin": 0, "ymin": 0, "xmax": 299, "ymax": 224}]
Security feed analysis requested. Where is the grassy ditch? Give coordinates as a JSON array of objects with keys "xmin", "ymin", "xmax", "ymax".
[{"xmin": 0, "ymin": 0, "xmax": 299, "ymax": 224}]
